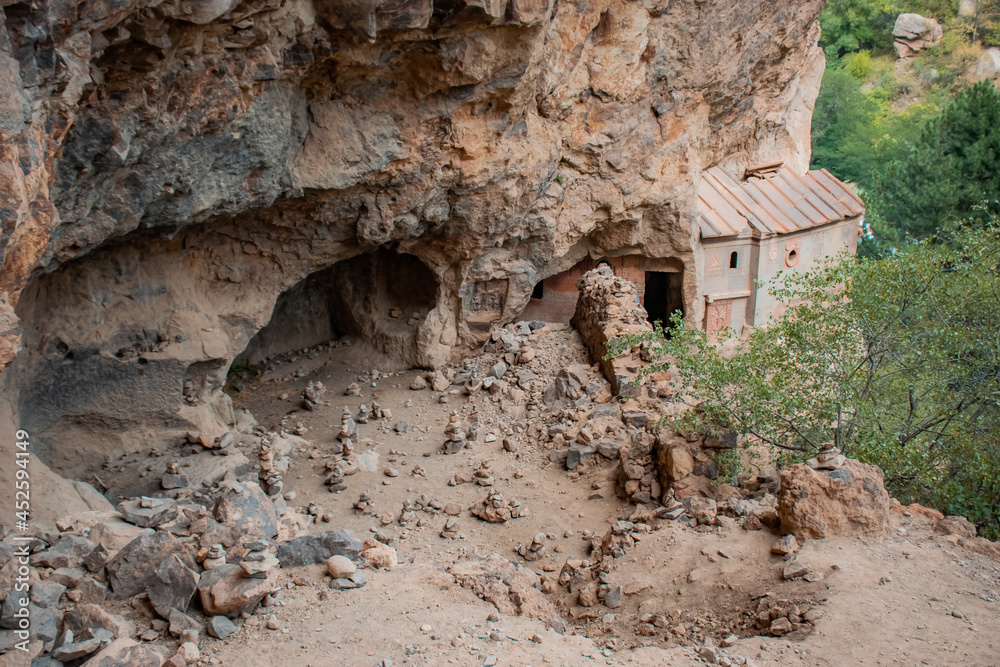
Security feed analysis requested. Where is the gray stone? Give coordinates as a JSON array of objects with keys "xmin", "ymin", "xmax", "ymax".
[
  {"xmin": 604, "ymin": 586, "xmax": 622, "ymax": 609},
  {"xmin": 51, "ymin": 637, "xmax": 102, "ymax": 661},
  {"xmin": 276, "ymin": 530, "xmax": 363, "ymax": 567},
  {"xmin": 975, "ymin": 48, "xmax": 1000, "ymax": 81},
  {"xmin": 29, "ymin": 581, "xmax": 66, "ymax": 608},
  {"xmin": 699, "ymin": 637, "xmax": 718, "ymax": 663},
  {"xmin": 596, "ymin": 441, "xmax": 621, "ymax": 459},
  {"xmin": 29, "ymin": 536, "xmax": 93, "ymax": 569},
  {"xmin": 207, "ymin": 615, "xmax": 239, "ymax": 639},
  {"xmin": 118, "ymin": 498, "xmax": 179, "ymax": 528},
  {"xmin": 82, "ymin": 545, "xmax": 109, "ymax": 572},
  {"xmin": 84, "ymin": 638, "xmax": 163, "ymax": 667},
  {"xmin": 0, "ymin": 589, "xmax": 28, "ymax": 628},
  {"xmin": 566, "ymin": 444, "xmax": 596, "ymax": 470},
  {"xmin": 213, "ymin": 483, "xmax": 279, "ymax": 540},
  {"xmin": 32, "ymin": 606, "xmax": 61, "ymax": 644},
  {"xmin": 489, "ymin": 361, "xmax": 508, "ymax": 379},
  {"xmin": 63, "ymin": 605, "xmax": 134, "ymax": 640},
  {"xmin": 161, "ymin": 473, "xmax": 188, "ymax": 490},
  {"xmin": 148, "ymin": 554, "xmax": 201, "ymax": 618},
  {"xmin": 106, "ymin": 531, "xmax": 197, "ymax": 599},
  {"xmin": 622, "ymin": 411, "xmax": 648, "ymax": 429}
]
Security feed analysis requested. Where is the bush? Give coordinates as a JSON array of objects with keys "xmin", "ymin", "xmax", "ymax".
[
  {"xmin": 608, "ymin": 225, "xmax": 1000, "ymax": 538},
  {"xmin": 845, "ymin": 50, "xmax": 876, "ymax": 80}
]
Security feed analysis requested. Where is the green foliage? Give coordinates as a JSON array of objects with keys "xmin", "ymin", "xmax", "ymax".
[
  {"xmin": 868, "ymin": 81, "xmax": 1000, "ymax": 241},
  {"xmin": 844, "ymin": 50, "xmax": 876, "ymax": 80},
  {"xmin": 910, "ymin": 27, "xmax": 981, "ymax": 87},
  {"xmin": 712, "ymin": 448, "xmax": 744, "ymax": 486},
  {"xmin": 820, "ymin": 0, "xmax": 902, "ymax": 59},
  {"xmin": 811, "ymin": 69, "xmax": 880, "ymax": 184},
  {"xmin": 607, "ymin": 226, "xmax": 1000, "ymax": 538},
  {"xmin": 958, "ymin": 0, "xmax": 1000, "ymax": 45},
  {"xmin": 810, "ymin": 66, "xmax": 940, "ymax": 188}
]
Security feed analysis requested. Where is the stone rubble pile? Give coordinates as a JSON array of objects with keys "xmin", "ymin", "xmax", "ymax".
[
  {"xmin": 0, "ymin": 418, "xmax": 380, "ymax": 666},
  {"xmin": 470, "ymin": 492, "xmax": 528, "ymax": 524}
]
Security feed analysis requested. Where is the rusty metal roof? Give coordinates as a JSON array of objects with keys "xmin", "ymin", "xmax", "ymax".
[{"xmin": 697, "ymin": 165, "xmax": 865, "ymax": 239}]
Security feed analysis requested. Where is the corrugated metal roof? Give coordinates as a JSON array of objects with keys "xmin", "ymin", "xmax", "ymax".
[{"xmin": 697, "ymin": 165, "xmax": 864, "ymax": 239}]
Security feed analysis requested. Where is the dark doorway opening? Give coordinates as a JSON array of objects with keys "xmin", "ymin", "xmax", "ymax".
[
  {"xmin": 531, "ymin": 281, "xmax": 544, "ymax": 300},
  {"xmin": 644, "ymin": 271, "xmax": 684, "ymax": 328}
]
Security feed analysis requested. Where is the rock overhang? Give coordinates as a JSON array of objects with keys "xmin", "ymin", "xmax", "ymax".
[{"xmin": 0, "ymin": 0, "xmax": 828, "ymax": 465}]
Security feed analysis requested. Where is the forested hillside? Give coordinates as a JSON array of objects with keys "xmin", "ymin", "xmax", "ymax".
[{"xmin": 811, "ymin": 0, "xmax": 1000, "ymax": 250}]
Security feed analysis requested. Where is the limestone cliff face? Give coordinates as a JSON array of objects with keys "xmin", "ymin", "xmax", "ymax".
[{"xmin": 0, "ymin": 0, "xmax": 824, "ymax": 469}]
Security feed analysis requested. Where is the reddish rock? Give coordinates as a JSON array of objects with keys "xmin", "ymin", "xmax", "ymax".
[
  {"xmin": 776, "ymin": 458, "xmax": 891, "ymax": 539},
  {"xmin": 936, "ymin": 515, "xmax": 977, "ymax": 539},
  {"xmin": 450, "ymin": 554, "xmax": 566, "ymax": 633},
  {"xmin": 685, "ymin": 497, "xmax": 718, "ymax": 526},
  {"xmin": 197, "ymin": 564, "xmax": 274, "ymax": 618},
  {"xmin": 962, "ymin": 537, "xmax": 1000, "ymax": 559},
  {"xmin": 360, "ymin": 540, "xmax": 397, "ymax": 571}
]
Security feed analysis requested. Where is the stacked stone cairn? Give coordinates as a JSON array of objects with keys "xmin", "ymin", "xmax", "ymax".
[
  {"xmin": 805, "ymin": 443, "xmax": 845, "ymax": 471},
  {"xmin": 441, "ymin": 411, "xmax": 469, "ymax": 454}
]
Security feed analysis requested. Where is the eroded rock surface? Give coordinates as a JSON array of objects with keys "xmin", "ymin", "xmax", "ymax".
[
  {"xmin": 776, "ymin": 458, "xmax": 892, "ymax": 540},
  {"xmin": 0, "ymin": 0, "xmax": 826, "ymax": 471}
]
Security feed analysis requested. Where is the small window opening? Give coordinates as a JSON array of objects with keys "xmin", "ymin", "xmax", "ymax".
[
  {"xmin": 786, "ymin": 249, "xmax": 799, "ymax": 267},
  {"xmin": 729, "ymin": 251, "xmax": 738, "ymax": 269},
  {"xmin": 531, "ymin": 281, "xmax": 544, "ymax": 300}
]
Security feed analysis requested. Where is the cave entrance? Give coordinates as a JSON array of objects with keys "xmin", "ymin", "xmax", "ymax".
[
  {"xmin": 237, "ymin": 249, "xmax": 438, "ymax": 368},
  {"xmin": 643, "ymin": 271, "xmax": 684, "ymax": 328}
]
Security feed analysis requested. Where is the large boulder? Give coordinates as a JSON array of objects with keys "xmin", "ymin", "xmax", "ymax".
[
  {"xmin": 147, "ymin": 554, "xmax": 201, "ymax": 618},
  {"xmin": 105, "ymin": 532, "xmax": 197, "ymax": 599},
  {"xmin": 893, "ymin": 13, "xmax": 943, "ymax": 58},
  {"xmin": 974, "ymin": 48, "xmax": 1000, "ymax": 81},
  {"xmin": 893, "ymin": 13, "xmax": 943, "ymax": 41},
  {"xmin": 776, "ymin": 458, "xmax": 891, "ymax": 539},
  {"xmin": 213, "ymin": 482, "xmax": 279, "ymax": 540}
]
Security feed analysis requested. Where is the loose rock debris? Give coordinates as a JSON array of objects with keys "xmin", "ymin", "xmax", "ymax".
[{"xmin": 3, "ymin": 277, "xmax": 999, "ymax": 666}]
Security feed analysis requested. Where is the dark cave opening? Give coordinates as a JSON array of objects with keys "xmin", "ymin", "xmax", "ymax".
[{"xmin": 236, "ymin": 249, "xmax": 439, "ymax": 368}]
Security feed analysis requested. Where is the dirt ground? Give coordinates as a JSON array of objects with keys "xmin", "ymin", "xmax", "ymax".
[{"xmin": 174, "ymin": 328, "xmax": 998, "ymax": 667}]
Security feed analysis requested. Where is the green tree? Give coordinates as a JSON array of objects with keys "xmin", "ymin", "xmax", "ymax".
[
  {"xmin": 811, "ymin": 69, "xmax": 880, "ymax": 184},
  {"xmin": 820, "ymin": 0, "xmax": 902, "ymax": 59},
  {"xmin": 868, "ymin": 81, "xmax": 1000, "ymax": 242},
  {"xmin": 608, "ymin": 225, "xmax": 1000, "ymax": 538}
]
